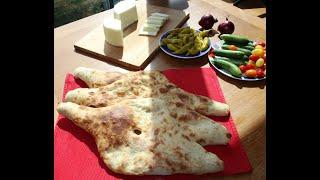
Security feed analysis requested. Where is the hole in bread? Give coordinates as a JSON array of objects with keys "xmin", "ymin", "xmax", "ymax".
[
  {"xmin": 134, "ymin": 129, "xmax": 141, "ymax": 135},
  {"xmin": 226, "ymin": 133, "xmax": 232, "ymax": 139}
]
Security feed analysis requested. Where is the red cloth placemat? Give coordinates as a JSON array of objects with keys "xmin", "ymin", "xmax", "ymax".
[{"xmin": 54, "ymin": 67, "xmax": 252, "ymax": 180}]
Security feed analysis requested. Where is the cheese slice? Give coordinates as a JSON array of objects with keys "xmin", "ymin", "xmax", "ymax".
[
  {"xmin": 143, "ymin": 24, "xmax": 159, "ymax": 32},
  {"xmin": 139, "ymin": 13, "xmax": 169, "ymax": 37},
  {"xmin": 114, "ymin": 0, "xmax": 138, "ymax": 30},
  {"xmin": 139, "ymin": 30, "xmax": 158, "ymax": 36},
  {"xmin": 146, "ymin": 19, "xmax": 163, "ymax": 26},
  {"xmin": 151, "ymin": 12, "xmax": 169, "ymax": 20},
  {"xmin": 149, "ymin": 15, "xmax": 168, "ymax": 21},
  {"xmin": 103, "ymin": 18, "xmax": 123, "ymax": 47},
  {"xmin": 145, "ymin": 22, "xmax": 162, "ymax": 28},
  {"xmin": 147, "ymin": 16, "xmax": 165, "ymax": 24}
]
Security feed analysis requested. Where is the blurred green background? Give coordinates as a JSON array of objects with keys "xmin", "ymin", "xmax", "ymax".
[{"xmin": 54, "ymin": 0, "xmax": 120, "ymax": 27}]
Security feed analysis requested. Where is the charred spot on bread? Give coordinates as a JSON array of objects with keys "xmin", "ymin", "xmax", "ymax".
[
  {"xmin": 117, "ymin": 92, "xmax": 126, "ymax": 97},
  {"xmin": 190, "ymin": 111, "xmax": 201, "ymax": 119},
  {"xmin": 82, "ymin": 119, "xmax": 92, "ymax": 124},
  {"xmin": 174, "ymin": 148, "xmax": 184, "ymax": 158},
  {"xmin": 196, "ymin": 139, "xmax": 206, "ymax": 145},
  {"xmin": 152, "ymin": 142, "xmax": 160, "ymax": 149},
  {"xmin": 178, "ymin": 114, "xmax": 189, "ymax": 121},
  {"xmin": 195, "ymin": 106, "xmax": 208, "ymax": 114},
  {"xmin": 93, "ymin": 123, "xmax": 100, "ymax": 129},
  {"xmin": 181, "ymin": 134, "xmax": 191, "ymax": 141},
  {"xmin": 154, "ymin": 128, "xmax": 160, "ymax": 136},
  {"xmin": 200, "ymin": 97, "xmax": 209, "ymax": 102},
  {"xmin": 175, "ymin": 102, "xmax": 184, "ymax": 107},
  {"xmin": 184, "ymin": 154, "xmax": 189, "ymax": 161},
  {"xmin": 159, "ymin": 87, "xmax": 169, "ymax": 93},
  {"xmin": 165, "ymin": 159, "xmax": 172, "ymax": 166},
  {"xmin": 165, "ymin": 84, "xmax": 175, "ymax": 89},
  {"xmin": 133, "ymin": 91, "xmax": 139, "ymax": 96},
  {"xmin": 177, "ymin": 93, "xmax": 189, "ymax": 102},
  {"xmin": 96, "ymin": 103, "xmax": 106, "ymax": 107},
  {"xmin": 170, "ymin": 112, "xmax": 177, "ymax": 118}
]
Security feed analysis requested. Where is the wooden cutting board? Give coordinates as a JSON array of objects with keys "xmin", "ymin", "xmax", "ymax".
[{"xmin": 74, "ymin": 0, "xmax": 189, "ymax": 71}]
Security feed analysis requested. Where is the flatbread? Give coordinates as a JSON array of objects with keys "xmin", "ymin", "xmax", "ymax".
[
  {"xmin": 57, "ymin": 98, "xmax": 227, "ymax": 175},
  {"xmin": 74, "ymin": 67, "xmax": 123, "ymax": 88},
  {"xmin": 66, "ymin": 70, "xmax": 230, "ymax": 117}
]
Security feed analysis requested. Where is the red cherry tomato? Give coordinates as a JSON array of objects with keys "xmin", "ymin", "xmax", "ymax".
[
  {"xmin": 263, "ymin": 53, "xmax": 266, "ymax": 61},
  {"xmin": 208, "ymin": 49, "xmax": 215, "ymax": 58},
  {"xmin": 257, "ymin": 41, "xmax": 266, "ymax": 47},
  {"xmin": 256, "ymin": 68, "xmax": 265, "ymax": 78},
  {"xmin": 246, "ymin": 64, "xmax": 255, "ymax": 70},
  {"xmin": 239, "ymin": 65, "xmax": 247, "ymax": 73},
  {"xmin": 249, "ymin": 55, "xmax": 260, "ymax": 62}
]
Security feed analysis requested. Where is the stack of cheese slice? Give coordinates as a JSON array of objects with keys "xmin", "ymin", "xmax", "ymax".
[
  {"xmin": 103, "ymin": 0, "xmax": 138, "ymax": 47},
  {"xmin": 139, "ymin": 12, "xmax": 169, "ymax": 36}
]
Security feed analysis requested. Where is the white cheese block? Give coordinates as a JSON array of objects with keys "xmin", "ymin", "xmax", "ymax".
[
  {"xmin": 151, "ymin": 13, "xmax": 169, "ymax": 20},
  {"xmin": 143, "ymin": 24, "xmax": 159, "ymax": 32},
  {"xmin": 114, "ymin": 0, "xmax": 138, "ymax": 30},
  {"xmin": 103, "ymin": 18, "xmax": 123, "ymax": 47}
]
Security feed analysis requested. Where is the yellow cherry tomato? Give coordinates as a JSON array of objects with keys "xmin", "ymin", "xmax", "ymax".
[
  {"xmin": 252, "ymin": 48, "xmax": 264, "ymax": 57},
  {"xmin": 229, "ymin": 45, "xmax": 238, "ymax": 51},
  {"xmin": 255, "ymin": 58, "xmax": 264, "ymax": 68},
  {"xmin": 255, "ymin": 45, "xmax": 264, "ymax": 49}
]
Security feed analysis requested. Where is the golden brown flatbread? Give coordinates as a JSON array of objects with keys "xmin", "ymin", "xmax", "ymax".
[{"xmin": 57, "ymin": 98, "xmax": 228, "ymax": 175}]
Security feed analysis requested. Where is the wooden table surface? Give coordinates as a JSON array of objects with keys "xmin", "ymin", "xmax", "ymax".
[{"xmin": 54, "ymin": 0, "xmax": 266, "ymax": 179}]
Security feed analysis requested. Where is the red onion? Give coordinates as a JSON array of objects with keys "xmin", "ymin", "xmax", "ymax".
[
  {"xmin": 198, "ymin": 14, "xmax": 218, "ymax": 30},
  {"xmin": 218, "ymin": 17, "xmax": 235, "ymax": 34}
]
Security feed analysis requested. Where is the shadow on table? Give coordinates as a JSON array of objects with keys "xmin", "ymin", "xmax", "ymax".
[
  {"xmin": 74, "ymin": 48, "xmax": 134, "ymax": 71},
  {"xmin": 221, "ymin": 0, "xmax": 265, "ymax": 9},
  {"xmin": 147, "ymin": 0, "xmax": 189, "ymax": 10},
  {"xmin": 235, "ymin": 0, "xmax": 265, "ymax": 9},
  {"xmin": 258, "ymin": 13, "xmax": 266, "ymax": 18}
]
